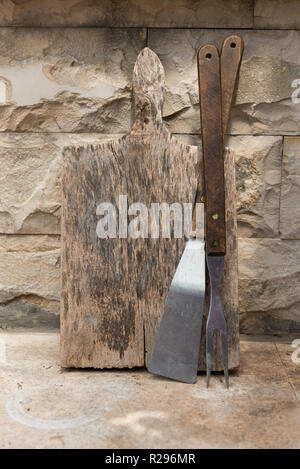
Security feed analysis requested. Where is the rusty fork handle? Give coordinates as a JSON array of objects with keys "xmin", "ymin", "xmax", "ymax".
[{"xmin": 220, "ymin": 35, "xmax": 244, "ymax": 142}]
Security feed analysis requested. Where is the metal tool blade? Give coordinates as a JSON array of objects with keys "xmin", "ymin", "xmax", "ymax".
[
  {"xmin": 206, "ymin": 255, "xmax": 228, "ymax": 388},
  {"xmin": 148, "ymin": 239, "xmax": 205, "ymax": 384}
]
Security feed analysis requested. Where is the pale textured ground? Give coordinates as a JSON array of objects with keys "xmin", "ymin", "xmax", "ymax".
[{"xmin": 0, "ymin": 331, "xmax": 299, "ymax": 449}]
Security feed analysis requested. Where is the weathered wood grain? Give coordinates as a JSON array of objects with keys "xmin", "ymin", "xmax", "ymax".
[{"xmin": 60, "ymin": 47, "xmax": 239, "ymax": 371}]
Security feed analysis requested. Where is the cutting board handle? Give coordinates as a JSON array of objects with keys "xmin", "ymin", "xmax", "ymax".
[{"xmin": 131, "ymin": 47, "xmax": 165, "ymax": 133}]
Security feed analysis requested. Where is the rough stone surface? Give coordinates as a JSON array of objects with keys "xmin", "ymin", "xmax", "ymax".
[
  {"xmin": 0, "ymin": 0, "xmax": 254, "ymax": 28},
  {"xmin": 0, "ymin": 28, "xmax": 146, "ymax": 132},
  {"xmin": 232, "ymin": 136, "xmax": 282, "ymax": 238},
  {"xmin": 0, "ymin": 235, "xmax": 60, "ymax": 329},
  {"xmin": 148, "ymin": 29, "xmax": 300, "ymax": 135},
  {"xmin": 175, "ymin": 134, "xmax": 282, "ymax": 238},
  {"xmin": 238, "ymin": 238, "xmax": 300, "ymax": 334},
  {"xmin": 280, "ymin": 137, "xmax": 300, "ymax": 239},
  {"xmin": 1, "ymin": 28, "xmax": 300, "ymax": 135},
  {"xmin": 255, "ymin": 1, "xmax": 300, "ymax": 29},
  {"xmin": 0, "ymin": 332, "xmax": 300, "ymax": 449},
  {"xmin": 0, "ymin": 10, "xmax": 298, "ymax": 338},
  {"xmin": 0, "ymin": 133, "xmax": 122, "ymax": 234}
]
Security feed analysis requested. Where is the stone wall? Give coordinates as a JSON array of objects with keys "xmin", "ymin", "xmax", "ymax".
[{"xmin": 0, "ymin": 0, "xmax": 300, "ymax": 334}]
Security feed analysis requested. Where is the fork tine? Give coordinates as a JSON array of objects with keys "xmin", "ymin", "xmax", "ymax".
[
  {"xmin": 220, "ymin": 330, "xmax": 229, "ymax": 389},
  {"xmin": 206, "ymin": 326, "xmax": 214, "ymax": 387}
]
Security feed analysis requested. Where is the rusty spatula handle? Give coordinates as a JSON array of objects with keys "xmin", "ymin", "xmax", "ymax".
[{"xmin": 198, "ymin": 44, "xmax": 225, "ymax": 255}]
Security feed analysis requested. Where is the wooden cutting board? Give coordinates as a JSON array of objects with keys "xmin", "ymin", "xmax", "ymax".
[{"xmin": 60, "ymin": 47, "xmax": 239, "ymax": 371}]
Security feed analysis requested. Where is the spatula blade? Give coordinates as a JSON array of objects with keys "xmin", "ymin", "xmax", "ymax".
[{"xmin": 148, "ymin": 239, "xmax": 205, "ymax": 384}]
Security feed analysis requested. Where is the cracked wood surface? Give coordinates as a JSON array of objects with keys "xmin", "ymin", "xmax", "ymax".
[{"xmin": 60, "ymin": 47, "xmax": 239, "ymax": 370}]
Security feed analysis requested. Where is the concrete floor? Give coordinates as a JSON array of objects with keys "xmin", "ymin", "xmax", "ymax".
[{"xmin": 0, "ymin": 332, "xmax": 299, "ymax": 449}]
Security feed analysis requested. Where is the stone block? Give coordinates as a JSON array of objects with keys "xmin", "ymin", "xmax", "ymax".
[
  {"xmin": 239, "ymin": 238, "xmax": 300, "ymax": 334},
  {"xmin": 0, "ymin": 28, "xmax": 146, "ymax": 132},
  {"xmin": 280, "ymin": 137, "xmax": 300, "ymax": 239},
  {"xmin": 0, "ymin": 235, "xmax": 61, "ymax": 329},
  {"xmin": 148, "ymin": 29, "xmax": 300, "ymax": 135},
  {"xmin": 0, "ymin": 0, "xmax": 254, "ymax": 28}
]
